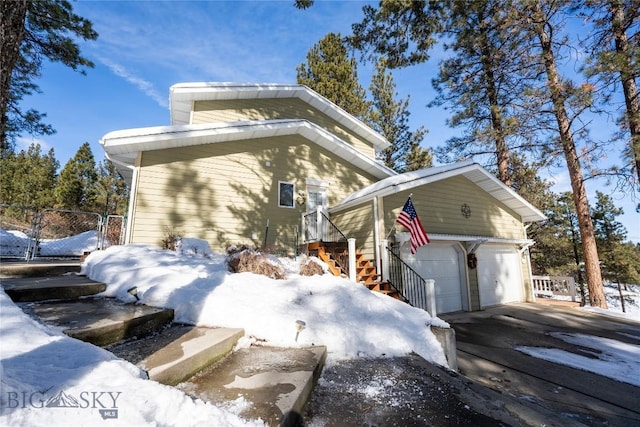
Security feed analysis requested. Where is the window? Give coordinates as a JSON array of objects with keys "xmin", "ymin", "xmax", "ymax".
[{"xmin": 278, "ymin": 181, "xmax": 295, "ymax": 208}]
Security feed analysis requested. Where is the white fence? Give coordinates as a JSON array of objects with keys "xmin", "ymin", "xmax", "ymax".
[{"xmin": 532, "ymin": 275, "xmax": 579, "ymax": 302}]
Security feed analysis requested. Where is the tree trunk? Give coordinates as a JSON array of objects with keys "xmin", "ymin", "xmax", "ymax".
[
  {"xmin": 610, "ymin": 0, "xmax": 640, "ymax": 185},
  {"xmin": 533, "ymin": 4, "xmax": 607, "ymax": 308},
  {"xmin": 481, "ymin": 41, "xmax": 511, "ymax": 187},
  {"xmin": 0, "ymin": 0, "xmax": 28, "ymax": 152}
]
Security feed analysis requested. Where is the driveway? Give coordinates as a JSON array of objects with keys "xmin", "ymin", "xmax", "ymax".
[{"xmin": 440, "ymin": 302, "xmax": 640, "ymax": 427}]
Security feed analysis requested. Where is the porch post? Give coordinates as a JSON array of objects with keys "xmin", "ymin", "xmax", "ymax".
[
  {"xmin": 373, "ymin": 196, "xmax": 381, "ymax": 274},
  {"xmin": 381, "ymin": 239, "xmax": 389, "ymax": 282},
  {"xmin": 426, "ymin": 279, "xmax": 437, "ymax": 317},
  {"xmin": 348, "ymin": 238, "xmax": 356, "ymax": 282},
  {"xmin": 316, "ymin": 206, "xmax": 323, "ymax": 241}
]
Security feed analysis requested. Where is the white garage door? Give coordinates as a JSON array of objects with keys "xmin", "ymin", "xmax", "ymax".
[
  {"xmin": 477, "ymin": 245, "xmax": 523, "ymax": 308},
  {"xmin": 404, "ymin": 243, "xmax": 465, "ymax": 314}
]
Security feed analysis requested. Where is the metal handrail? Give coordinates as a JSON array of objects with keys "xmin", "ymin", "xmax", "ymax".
[
  {"xmin": 302, "ymin": 209, "xmax": 348, "ymax": 243},
  {"xmin": 302, "ymin": 209, "xmax": 349, "ymax": 276},
  {"xmin": 386, "ymin": 246, "xmax": 429, "ymax": 309}
]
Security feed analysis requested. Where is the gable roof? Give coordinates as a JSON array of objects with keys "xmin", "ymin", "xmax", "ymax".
[
  {"xmin": 100, "ymin": 119, "xmax": 397, "ymax": 185},
  {"xmin": 331, "ymin": 160, "xmax": 546, "ymax": 223},
  {"xmin": 169, "ymin": 82, "xmax": 391, "ymax": 151}
]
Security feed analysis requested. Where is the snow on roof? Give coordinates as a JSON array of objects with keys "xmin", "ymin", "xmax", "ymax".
[
  {"xmin": 169, "ymin": 82, "xmax": 391, "ymax": 150},
  {"xmin": 331, "ymin": 160, "xmax": 546, "ymax": 223},
  {"xmin": 100, "ymin": 119, "xmax": 396, "ymax": 185}
]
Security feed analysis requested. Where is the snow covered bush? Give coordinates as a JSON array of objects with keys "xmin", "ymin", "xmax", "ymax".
[
  {"xmin": 226, "ymin": 245, "xmax": 285, "ymax": 280},
  {"xmin": 161, "ymin": 227, "xmax": 183, "ymax": 250},
  {"xmin": 299, "ymin": 256, "xmax": 325, "ymax": 276}
]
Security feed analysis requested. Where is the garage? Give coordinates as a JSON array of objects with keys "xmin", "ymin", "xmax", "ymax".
[
  {"xmin": 402, "ymin": 242, "xmax": 467, "ymax": 314},
  {"xmin": 476, "ymin": 245, "xmax": 523, "ymax": 308}
]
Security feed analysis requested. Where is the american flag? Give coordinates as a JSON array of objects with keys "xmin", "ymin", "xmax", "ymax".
[{"xmin": 396, "ymin": 197, "xmax": 430, "ymax": 254}]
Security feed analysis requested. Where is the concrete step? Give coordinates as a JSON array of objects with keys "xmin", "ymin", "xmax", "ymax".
[
  {"xmin": 21, "ymin": 298, "xmax": 174, "ymax": 347},
  {"xmin": 108, "ymin": 325, "xmax": 245, "ymax": 386},
  {"xmin": 178, "ymin": 345, "xmax": 326, "ymax": 426},
  {"xmin": 0, "ymin": 261, "xmax": 82, "ymax": 278},
  {"xmin": 1, "ymin": 274, "xmax": 106, "ymax": 302}
]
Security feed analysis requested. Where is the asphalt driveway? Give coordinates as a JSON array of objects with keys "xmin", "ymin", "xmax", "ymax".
[{"xmin": 440, "ymin": 302, "xmax": 640, "ymax": 427}]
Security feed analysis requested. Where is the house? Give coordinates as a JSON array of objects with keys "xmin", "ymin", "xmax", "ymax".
[{"xmin": 100, "ymin": 82, "xmax": 545, "ymax": 314}]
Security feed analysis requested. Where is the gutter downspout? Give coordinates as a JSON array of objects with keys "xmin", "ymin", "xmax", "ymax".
[{"xmin": 104, "ymin": 152, "xmax": 138, "ymax": 244}]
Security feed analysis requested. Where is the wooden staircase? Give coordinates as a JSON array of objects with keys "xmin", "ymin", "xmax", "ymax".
[{"xmin": 307, "ymin": 241, "xmax": 404, "ymax": 301}]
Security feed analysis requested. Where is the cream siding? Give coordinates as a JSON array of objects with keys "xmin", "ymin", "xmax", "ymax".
[
  {"xmin": 330, "ymin": 202, "xmax": 376, "ymax": 260},
  {"xmin": 192, "ymin": 99, "xmax": 376, "ymax": 159},
  {"xmin": 383, "ymin": 175, "xmax": 527, "ymax": 240},
  {"xmin": 382, "ymin": 176, "xmax": 527, "ymax": 311},
  {"xmin": 129, "ymin": 135, "xmax": 378, "ymax": 252}
]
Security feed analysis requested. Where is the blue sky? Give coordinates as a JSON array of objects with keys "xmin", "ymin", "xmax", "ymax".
[{"xmin": 19, "ymin": 0, "xmax": 639, "ymax": 242}]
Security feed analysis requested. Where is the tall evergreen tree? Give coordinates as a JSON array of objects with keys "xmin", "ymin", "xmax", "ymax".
[
  {"xmin": 0, "ymin": 0, "xmax": 98, "ymax": 153},
  {"xmin": 581, "ymin": 0, "xmax": 640, "ymax": 187},
  {"xmin": 369, "ymin": 57, "xmax": 432, "ymax": 172},
  {"xmin": 519, "ymin": 0, "xmax": 607, "ymax": 308},
  {"xmin": 590, "ymin": 191, "xmax": 639, "ymax": 309},
  {"xmin": 0, "ymin": 142, "xmax": 57, "ymax": 208},
  {"xmin": 54, "ymin": 142, "xmax": 98, "ymax": 210},
  {"xmin": 431, "ymin": 0, "xmax": 536, "ymax": 187},
  {"xmin": 529, "ymin": 192, "xmax": 580, "ymax": 276},
  {"xmin": 95, "ymin": 160, "xmax": 128, "ymax": 216},
  {"xmin": 296, "ymin": 32, "xmax": 370, "ymax": 121},
  {"xmin": 592, "ymin": 190, "xmax": 627, "ymax": 248}
]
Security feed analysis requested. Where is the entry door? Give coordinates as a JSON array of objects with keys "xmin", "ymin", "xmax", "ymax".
[
  {"xmin": 305, "ymin": 181, "xmax": 329, "ymax": 241},
  {"xmin": 477, "ymin": 245, "xmax": 524, "ymax": 308}
]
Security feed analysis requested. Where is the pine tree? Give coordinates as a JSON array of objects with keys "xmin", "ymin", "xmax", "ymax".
[
  {"xmin": 0, "ymin": 0, "xmax": 98, "ymax": 152},
  {"xmin": 581, "ymin": 0, "xmax": 640, "ymax": 187},
  {"xmin": 431, "ymin": 0, "xmax": 535, "ymax": 186},
  {"xmin": 54, "ymin": 142, "xmax": 98, "ymax": 210},
  {"xmin": 95, "ymin": 160, "xmax": 128, "ymax": 216},
  {"xmin": 296, "ymin": 33, "xmax": 370, "ymax": 121},
  {"xmin": 0, "ymin": 142, "xmax": 57, "ymax": 208},
  {"xmin": 519, "ymin": 0, "xmax": 607, "ymax": 308},
  {"xmin": 529, "ymin": 192, "xmax": 580, "ymax": 276},
  {"xmin": 369, "ymin": 57, "xmax": 432, "ymax": 172}
]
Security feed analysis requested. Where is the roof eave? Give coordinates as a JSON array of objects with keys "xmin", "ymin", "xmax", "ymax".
[{"xmin": 100, "ymin": 120, "xmax": 396, "ymax": 186}]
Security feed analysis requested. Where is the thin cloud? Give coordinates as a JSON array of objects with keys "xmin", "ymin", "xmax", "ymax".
[
  {"xmin": 15, "ymin": 136, "xmax": 51, "ymax": 153},
  {"xmin": 98, "ymin": 57, "xmax": 169, "ymax": 109}
]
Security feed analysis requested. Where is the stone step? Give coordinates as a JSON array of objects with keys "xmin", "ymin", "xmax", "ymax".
[
  {"xmin": 108, "ymin": 325, "xmax": 245, "ymax": 386},
  {"xmin": 0, "ymin": 261, "xmax": 82, "ymax": 278},
  {"xmin": 21, "ymin": 298, "xmax": 174, "ymax": 347},
  {"xmin": 178, "ymin": 345, "xmax": 326, "ymax": 426},
  {"xmin": 1, "ymin": 274, "xmax": 106, "ymax": 302}
]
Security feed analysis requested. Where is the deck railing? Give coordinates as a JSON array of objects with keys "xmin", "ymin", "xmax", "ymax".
[
  {"xmin": 532, "ymin": 275, "xmax": 578, "ymax": 302},
  {"xmin": 302, "ymin": 208, "xmax": 350, "ymax": 276}
]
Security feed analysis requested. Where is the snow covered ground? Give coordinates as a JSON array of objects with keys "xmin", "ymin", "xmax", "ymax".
[
  {"xmin": 0, "ymin": 228, "xmax": 101, "ymax": 258},
  {"xmin": 0, "ymin": 242, "xmax": 448, "ymax": 426},
  {"xmin": 1, "ymin": 238, "xmax": 639, "ymax": 426}
]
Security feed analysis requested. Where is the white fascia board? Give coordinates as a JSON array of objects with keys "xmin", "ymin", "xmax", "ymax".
[
  {"xmin": 168, "ymin": 82, "xmax": 391, "ymax": 150},
  {"xmin": 99, "ymin": 119, "xmax": 396, "ymax": 184}
]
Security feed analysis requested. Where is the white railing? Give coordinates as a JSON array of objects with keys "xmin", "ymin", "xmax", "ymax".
[{"xmin": 532, "ymin": 275, "xmax": 579, "ymax": 302}]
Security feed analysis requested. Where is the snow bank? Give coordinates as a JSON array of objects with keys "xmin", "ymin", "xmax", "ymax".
[
  {"xmin": 0, "ymin": 288, "xmax": 265, "ymax": 426},
  {"xmin": 81, "ymin": 244, "xmax": 448, "ymax": 365}
]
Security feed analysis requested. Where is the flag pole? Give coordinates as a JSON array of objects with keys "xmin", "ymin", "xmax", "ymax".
[{"xmin": 387, "ymin": 193, "xmax": 414, "ymax": 239}]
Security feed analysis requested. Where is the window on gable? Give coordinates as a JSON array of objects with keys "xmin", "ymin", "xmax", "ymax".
[{"xmin": 278, "ymin": 181, "xmax": 295, "ymax": 208}]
